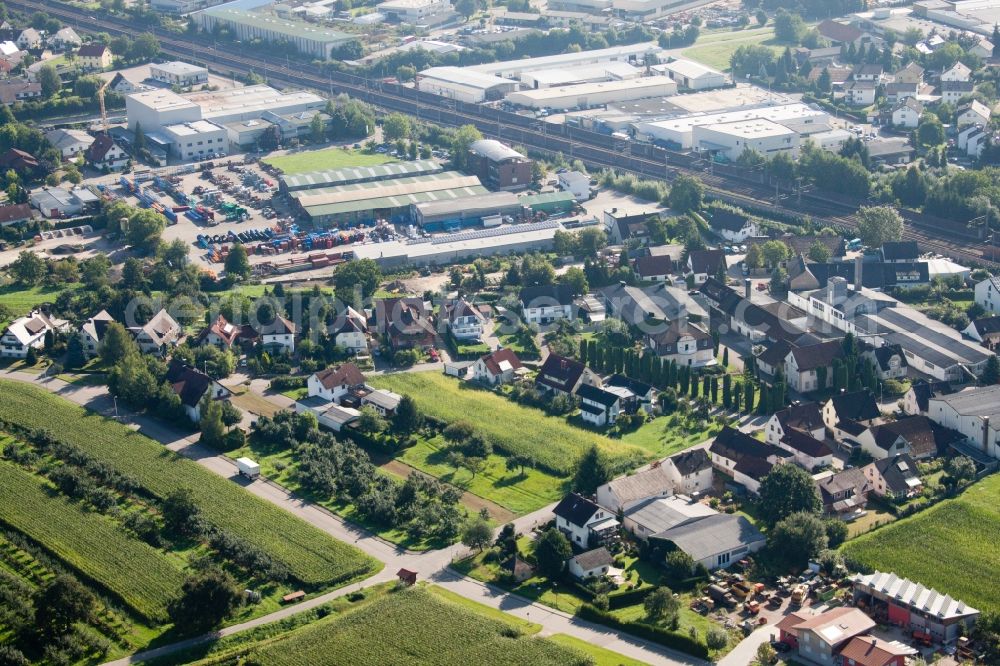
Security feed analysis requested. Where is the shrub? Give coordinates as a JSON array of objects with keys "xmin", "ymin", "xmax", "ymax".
[{"xmin": 706, "ymin": 626, "xmax": 729, "ymax": 650}]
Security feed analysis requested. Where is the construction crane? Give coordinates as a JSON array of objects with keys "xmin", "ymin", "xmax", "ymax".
[{"xmin": 97, "ymin": 77, "xmax": 111, "ymax": 135}]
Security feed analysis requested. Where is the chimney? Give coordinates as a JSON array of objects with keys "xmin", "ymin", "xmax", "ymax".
[
  {"xmin": 854, "ymin": 255, "xmax": 863, "ymax": 290},
  {"xmin": 983, "ymin": 416, "xmax": 990, "ymax": 453},
  {"xmin": 744, "ymin": 278, "xmax": 752, "ymax": 299}
]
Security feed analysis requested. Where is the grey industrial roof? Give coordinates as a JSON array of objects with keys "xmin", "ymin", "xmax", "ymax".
[
  {"xmin": 304, "ymin": 185, "xmax": 487, "ymax": 219},
  {"xmin": 600, "ymin": 465, "xmax": 674, "ymax": 508},
  {"xmin": 930, "ymin": 385, "xmax": 1000, "ymax": 420},
  {"xmin": 853, "ymin": 571, "xmax": 978, "ymax": 620},
  {"xmin": 280, "ymin": 159, "xmax": 441, "ymax": 191},
  {"xmin": 414, "ymin": 190, "xmax": 520, "ymax": 219},
  {"xmin": 624, "ymin": 496, "xmax": 716, "ymax": 534},
  {"xmin": 292, "ymin": 171, "xmax": 479, "ymax": 206},
  {"xmin": 856, "ymin": 307, "xmax": 991, "ymax": 368},
  {"xmin": 651, "ymin": 514, "xmax": 764, "ymax": 561}
]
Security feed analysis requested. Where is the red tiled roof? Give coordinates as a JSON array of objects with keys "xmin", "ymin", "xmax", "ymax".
[
  {"xmin": 480, "ymin": 348, "xmax": 522, "ymax": 376},
  {"xmin": 314, "ymin": 363, "xmax": 365, "ymax": 390}
]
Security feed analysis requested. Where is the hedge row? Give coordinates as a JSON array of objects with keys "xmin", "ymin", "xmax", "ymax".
[{"xmin": 576, "ymin": 603, "xmax": 709, "ymax": 659}]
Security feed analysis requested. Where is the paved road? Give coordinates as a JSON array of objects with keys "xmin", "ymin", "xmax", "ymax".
[{"xmin": 1, "ymin": 370, "xmax": 707, "ymax": 666}]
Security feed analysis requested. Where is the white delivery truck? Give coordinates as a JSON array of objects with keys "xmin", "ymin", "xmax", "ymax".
[{"xmin": 235, "ymin": 457, "xmax": 260, "ymax": 480}]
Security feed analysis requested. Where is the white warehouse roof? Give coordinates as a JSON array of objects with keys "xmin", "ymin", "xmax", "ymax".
[
  {"xmin": 469, "ymin": 42, "xmax": 664, "ymax": 77},
  {"xmin": 853, "ymin": 571, "xmax": 978, "ymax": 620},
  {"xmin": 507, "ymin": 76, "xmax": 677, "ymax": 110},
  {"xmin": 658, "ymin": 58, "xmax": 724, "ymax": 80},
  {"xmin": 699, "ymin": 118, "xmax": 796, "ymax": 139},
  {"xmin": 152, "ymin": 61, "xmax": 208, "ymax": 75},
  {"xmin": 419, "ymin": 66, "xmax": 515, "ymax": 91}
]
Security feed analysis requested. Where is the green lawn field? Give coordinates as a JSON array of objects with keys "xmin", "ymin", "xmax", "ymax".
[
  {"xmin": 0, "ymin": 380, "xmax": 380, "ymax": 589},
  {"xmin": 0, "ymin": 283, "xmax": 79, "ymax": 323},
  {"xmin": 842, "ymin": 473, "xmax": 1000, "ymax": 613},
  {"xmin": 368, "ymin": 373, "xmax": 649, "ymax": 475},
  {"xmin": 261, "ymin": 149, "xmax": 393, "ymax": 175},
  {"xmin": 398, "ymin": 435, "xmax": 568, "ymax": 516},
  {"xmin": 0, "ymin": 460, "xmax": 186, "ymax": 622},
  {"xmin": 681, "ymin": 27, "xmax": 783, "ymax": 72},
  {"xmin": 239, "ymin": 586, "xmax": 591, "ymax": 666}
]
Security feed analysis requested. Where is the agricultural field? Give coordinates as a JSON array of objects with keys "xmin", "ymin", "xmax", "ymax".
[
  {"xmin": 842, "ymin": 473, "xmax": 1000, "ymax": 613},
  {"xmin": 0, "ymin": 460, "xmax": 186, "ymax": 622},
  {"xmin": 0, "ymin": 380, "xmax": 380, "ymax": 588},
  {"xmin": 214, "ymin": 586, "xmax": 592, "ymax": 666},
  {"xmin": 261, "ymin": 148, "xmax": 393, "ymax": 175},
  {"xmin": 368, "ymin": 372, "xmax": 649, "ymax": 476}
]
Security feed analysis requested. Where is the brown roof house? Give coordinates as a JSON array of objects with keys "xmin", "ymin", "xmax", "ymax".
[
  {"xmin": 76, "ymin": 42, "xmax": 113, "ymax": 70},
  {"xmin": 472, "ymin": 348, "xmax": 523, "ymax": 385},
  {"xmin": 534, "ymin": 352, "xmax": 600, "ymax": 396},
  {"xmin": 374, "ymin": 297, "xmax": 436, "ymax": 350}
]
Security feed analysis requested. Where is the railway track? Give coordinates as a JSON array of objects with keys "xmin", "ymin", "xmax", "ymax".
[{"xmin": 14, "ymin": 0, "xmax": 998, "ymax": 267}]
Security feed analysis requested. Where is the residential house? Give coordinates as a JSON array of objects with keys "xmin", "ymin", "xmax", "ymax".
[
  {"xmin": 107, "ymin": 71, "xmax": 149, "ymax": 94},
  {"xmin": 709, "ymin": 426, "xmax": 791, "ymax": 494},
  {"xmin": 852, "ymin": 64, "xmax": 883, "ymax": 83},
  {"xmin": 699, "ymin": 278, "xmax": 807, "ymax": 344},
  {"xmin": 256, "ymin": 315, "xmax": 296, "ymax": 354},
  {"xmin": 964, "ymin": 315, "xmax": 1000, "ymax": 349},
  {"xmin": 361, "ymin": 388, "xmax": 402, "ymax": 416},
  {"xmin": 778, "ymin": 428, "xmax": 834, "ymax": 470},
  {"xmin": 577, "ymin": 384, "xmax": 622, "ymax": 427},
  {"xmin": 645, "ymin": 320, "xmax": 714, "ymax": 367},
  {"xmin": 686, "ymin": 249, "xmax": 726, "ymax": 285},
  {"xmin": 755, "ymin": 340, "xmax": 793, "ymax": 381},
  {"xmin": 622, "ymin": 495, "xmax": 716, "ymax": 542},
  {"xmin": 708, "ymin": 209, "xmax": 757, "ymax": 243},
  {"xmin": 940, "ymin": 61, "xmax": 971, "ymax": 82},
  {"xmin": 443, "ymin": 298, "xmax": 485, "ymax": 341},
  {"xmin": 0, "ymin": 148, "xmax": 40, "ymax": 174},
  {"xmin": 852, "ymin": 571, "xmax": 980, "ymax": 642},
  {"xmin": 328, "ymin": 310, "xmax": 369, "ymax": 355},
  {"xmin": 0, "ymin": 49, "xmax": 25, "ymax": 75},
  {"xmin": 776, "ymin": 607, "xmax": 876, "ymax": 665},
  {"xmin": 129, "ymin": 309, "xmax": 181, "ymax": 355},
  {"xmin": 85, "ymin": 135, "xmax": 128, "ymax": 171},
  {"xmin": 902, "ymin": 379, "xmax": 953, "ymax": 416},
  {"xmin": 596, "ymin": 448, "xmax": 712, "ymax": 513},
  {"xmin": 880, "ymin": 241, "xmax": 919, "ymax": 264},
  {"xmin": 844, "ymin": 80, "xmax": 876, "ymax": 106},
  {"xmin": 535, "ymin": 353, "xmax": 599, "ymax": 396},
  {"xmin": 784, "ymin": 340, "xmax": 844, "ymax": 393},
  {"xmin": 597, "ymin": 464, "xmax": 676, "ymax": 514},
  {"xmin": 44, "ymin": 128, "xmax": 94, "ymax": 159},
  {"xmin": 815, "ymin": 467, "xmax": 869, "ymax": 519},
  {"xmin": 634, "ymin": 254, "xmax": 675, "ymax": 282},
  {"xmin": 76, "ymin": 43, "xmax": 113, "ymax": 70},
  {"xmin": 884, "ymin": 82, "xmax": 918, "ymax": 105},
  {"xmin": 869, "ymin": 415, "xmax": 959, "ymax": 460},
  {"xmin": 605, "ymin": 374, "xmax": 656, "ymax": 414},
  {"xmin": 974, "ymin": 275, "xmax": 1000, "ymax": 314},
  {"xmin": 553, "ymin": 493, "xmax": 619, "ymax": 549},
  {"xmin": 501, "ymin": 555, "xmax": 534, "ymax": 583},
  {"xmin": 48, "ymin": 27, "xmax": 82, "ymax": 50},
  {"xmin": 600, "ymin": 282, "xmax": 707, "ymax": 328},
  {"xmin": 78, "ymin": 310, "xmax": 115, "ymax": 358},
  {"xmin": 892, "ymin": 62, "xmax": 923, "ymax": 85},
  {"xmin": 823, "ymin": 390, "xmax": 881, "ymax": 444},
  {"xmin": 970, "ymin": 36, "xmax": 995, "ymax": 59},
  {"xmin": 196, "ymin": 314, "xmax": 255, "ymax": 349},
  {"xmin": 307, "ymin": 363, "xmax": 366, "ymax": 403},
  {"xmin": 838, "ymin": 636, "xmax": 917, "ymax": 666},
  {"xmin": 766, "ymin": 402, "xmax": 826, "ymax": 445},
  {"xmin": 0, "ymin": 203, "xmax": 34, "ymax": 227},
  {"xmin": 604, "ymin": 208, "xmax": 661, "ymax": 243},
  {"xmin": 816, "ymin": 20, "xmax": 867, "ymax": 46},
  {"xmin": 959, "ymin": 125, "xmax": 988, "ymax": 159},
  {"xmin": 0, "ymin": 80, "xmax": 41, "ymax": 105},
  {"xmin": 927, "ymin": 385, "xmax": 1000, "ymax": 459},
  {"xmin": 472, "ymin": 348, "xmax": 523, "ymax": 385},
  {"xmin": 648, "ymin": 512, "xmax": 765, "ymax": 570},
  {"xmin": 16, "ymin": 28, "xmax": 41, "ymax": 50},
  {"xmin": 863, "ymin": 454, "xmax": 922, "ymax": 500},
  {"xmin": 863, "ymin": 343, "xmax": 907, "ymax": 380},
  {"xmin": 295, "ymin": 399, "xmax": 360, "ymax": 432},
  {"xmin": 957, "ymin": 100, "xmax": 991, "ymax": 128},
  {"xmin": 0, "ymin": 310, "xmax": 68, "ymax": 358},
  {"xmin": 519, "ymin": 284, "xmax": 575, "ymax": 325},
  {"xmin": 567, "ymin": 547, "xmax": 614, "ymax": 580},
  {"xmin": 375, "ymin": 297, "xmax": 436, "ymax": 350},
  {"xmin": 939, "ymin": 80, "xmax": 973, "ymax": 104},
  {"xmin": 661, "ymin": 448, "xmax": 713, "ymax": 496},
  {"xmin": 164, "ymin": 359, "xmax": 232, "ymax": 422}
]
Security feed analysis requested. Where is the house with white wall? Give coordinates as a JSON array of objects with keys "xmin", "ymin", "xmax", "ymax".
[{"xmin": 553, "ymin": 493, "xmax": 619, "ymax": 549}]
